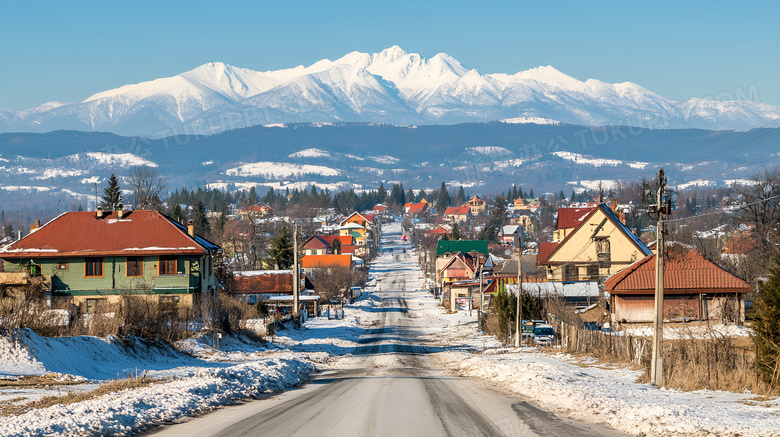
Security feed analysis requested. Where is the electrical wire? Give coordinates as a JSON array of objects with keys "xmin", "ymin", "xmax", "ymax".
[
  {"xmin": 672, "ymin": 117, "xmax": 780, "ymax": 166},
  {"xmin": 662, "ymin": 193, "xmax": 780, "ymax": 223}
]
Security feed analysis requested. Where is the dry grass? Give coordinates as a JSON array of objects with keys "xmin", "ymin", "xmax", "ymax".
[
  {"xmin": 0, "ymin": 373, "xmax": 84, "ymax": 389},
  {"xmin": 0, "ymin": 376, "xmax": 167, "ymax": 416}
]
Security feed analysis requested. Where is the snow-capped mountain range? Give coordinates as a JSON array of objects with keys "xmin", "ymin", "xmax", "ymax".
[{"xmin": 2, "ymin": 46, "xmax": 778, "ymax": 137}]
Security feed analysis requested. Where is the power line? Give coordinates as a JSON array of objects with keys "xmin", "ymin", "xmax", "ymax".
[
  {"xmin": 674, "ymin": 131, "xmax": 780, "ymax": 187},
  {"xmin": 662, "ymin": 193, "xmax": 780, "ymax": 223},
  {"xmin": 671, "ymin": 117, "xmax": 780, "ymax": 166}
]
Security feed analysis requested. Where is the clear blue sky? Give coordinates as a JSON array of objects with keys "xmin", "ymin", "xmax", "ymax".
[{"xmin": 2, "ymin": 0, "xmax": 778, "ymax": 109}]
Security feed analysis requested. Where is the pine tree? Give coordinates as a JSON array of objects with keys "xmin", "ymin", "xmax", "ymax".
[
  {"xmin": 378, "ymin": 182, "xmax": 387, "ymax": 202},
  {"xmin": 559, "ymin": 190, "xmax": 565, "ymax": 200},
  {"xmin": 330, "ymin": 239, "xmax": 342, "ymax": 255},
  {"xmin": 754, "ymin": 258, "xmax": 780, "ymax": 385},
  {"xmin": 194, "ymin": 201, "xmax": 210, "ymax": 236},
  {"xmin": 451, "ymin": 222, "xmax": 462, "ymax": 240},
  {"xmin": 215, "ymin": 202, "xmax": 228, "ymax": 235},
  {"xmin": 100, "ymin": 174, "xmax": 122, "ymax": 210},
  {"xmin": 417, "ymin": 190, "xmax": 426, "ymax": 202},
  {"xmin": 3, "ymin": 222, "xmax": 12, "ymax": 238},
  {"xmin": 406, "ymin": 188, "xmax": 415, "ymax": 204},
  {"xmin": 172, "ymin": 204, "xmax": 183, "ymax": 223},
  {"xmin": 437, "ymin": 182, "xmax": 451, "ymax": 210},
  {"xmin": 457, "ymin": 186, "xmax": 467, "ymax": 205},
  {"xmin": 269, "ymin": 226, "xmax": 294, "ymax": 269},
  {"xmin": 529, "ymin": 188, "xmax": 534, "ymax": 198}
]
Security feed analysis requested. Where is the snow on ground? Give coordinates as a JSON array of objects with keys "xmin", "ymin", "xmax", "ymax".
[
  {"xmin": 500, "ymin": 116, "xmax": 562, "ymax": 125},
  {"xmin": 225, "ymin": 161, "xmax": 341, "ymax": 178},
  {"xmin": 288, "ymin": 148, "xmax": 331, "ymax": 158},
  {"xmin": 402, "ymin": 287, "xmax": 780, "ymax": 437},
  {"xmin": 619, "ymin": 323, "xmax": 752, "ymax": 339}
]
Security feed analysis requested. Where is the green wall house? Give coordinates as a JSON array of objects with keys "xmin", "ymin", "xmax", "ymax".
[{"xmin": 0, "ymin": 209, "xmax": 222, "ymax": 311}]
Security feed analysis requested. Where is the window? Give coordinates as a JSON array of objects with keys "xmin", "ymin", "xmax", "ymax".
[
  {"xmin": 57, "ymin": 263, "xmax": 68, "ymax": 271},
  {"xmin": 85, "ymin": 258, "xmax": 103, "ymax": 277},
  {"xmin": 563, "ymin": 265, "xmax": 578, "ymax": 282},
  {"xmin": 126, "ymin": 257, "xmax": 143, "ymax": 277},
  {"xmin": 159, "ymin": 256, "xmax": 177, "ymax": 275},
  {"xmin": 587, "ymin": 264, "xmax": 600, "ymax": 279}
]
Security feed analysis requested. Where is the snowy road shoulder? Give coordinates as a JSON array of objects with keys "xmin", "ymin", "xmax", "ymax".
[{"xmin": 403, "ymin": 288, "xmax": 780, "ymax": 437}]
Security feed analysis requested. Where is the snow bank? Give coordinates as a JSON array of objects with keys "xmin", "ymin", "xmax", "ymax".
[{"xmin": 0, "ymin": 355, "xmax": 314, "ymax": 437}]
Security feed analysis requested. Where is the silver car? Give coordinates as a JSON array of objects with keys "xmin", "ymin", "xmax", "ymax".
[{"xmin": 532, "ymin": 324, "xmax": 556, "ymax": 346}]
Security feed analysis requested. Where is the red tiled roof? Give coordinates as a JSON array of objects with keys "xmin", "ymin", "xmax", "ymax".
[
  {"xmin": 407, "ymin": 203, "xmax": 428, "ymax": 214},
  {"xmin": 0, "ymin": 210, "xmax": 219, "ymax": 258},
  {"xmin": 302, "ymin": 235, "xmax": 330, "ymax": 250},
  {"xmin": 605, "ymin": 247, "xmax": 750, "ymax": 294},
  {"xmin": 557, "ymin": 207, "xmax": 593, "ymax": 229},
  {"xmin": 301, "ymin": 254, "xmax": 352, "ymax": 268},
  {"xmin": 537, "ymin": 241, "xmax": 559, "ymax": 265},
  {"xmin": 373, "ymin": 205, "xmax": 387, "ymax": 212},
  {"xmin": 428, "ymin": 227, "xmax": 449, "ymax": 234},
  {"xmin": 445, "ymin": 206, "xmax": 470, "ymax": 215},
  {"xmin": 233, "ymin": 271, "xmax": 293, "ymax": 293},
  {"xmin": 321, "ymin": 235, "xmax": 353, "ymax": 246}
]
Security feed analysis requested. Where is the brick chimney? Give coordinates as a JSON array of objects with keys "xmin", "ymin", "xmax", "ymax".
[
  {"xmin": 117, "ymin": 204, "xmax": 125, "ymax": 219},
  {"xmin": 187, "ymin": 219, "xmax": 195, "ymax": 237},
  {"xmin": 96, "ymin": 207, "xmax": 105, "ymax": 219},
  {"xmin": 30, "ymin": 219, "xmax": 40, "ymax": 233}
]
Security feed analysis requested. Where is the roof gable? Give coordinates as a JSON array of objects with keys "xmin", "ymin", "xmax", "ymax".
[
  {"xmin": 605, "ymin": 247, "xmax": 751, "ymax": 293},
  {"xmin": 543, "ymin": 204, "xmax": 650, "ymax": 265},
  {"xmin": 1, "ymin": 210, "xmax": 219, "ymax": 258}
]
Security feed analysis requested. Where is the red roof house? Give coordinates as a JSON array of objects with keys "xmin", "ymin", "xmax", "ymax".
[{"xmin": 605, "ymin": 246, "xmax": 750, "ymax": 324}]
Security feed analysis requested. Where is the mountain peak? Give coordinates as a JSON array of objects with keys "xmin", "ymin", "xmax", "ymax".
[{"xmin": 377, "ymin": 45, "xmax": 408, "ymax": 60}]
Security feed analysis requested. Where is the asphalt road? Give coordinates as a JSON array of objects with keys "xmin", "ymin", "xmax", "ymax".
[{"xmin": 147, "ymin": 225, "xmax": 626, "ymax": 437}]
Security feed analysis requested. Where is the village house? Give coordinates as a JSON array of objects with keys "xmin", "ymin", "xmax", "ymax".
[
  {"xmin": 237, "ymin": 202, "xmax": 274, "ymax": 219},
  {"xmin": 513, "ymin": 197, "xmax": 540, "ymax": 213},
  {"xmin": 463, "ymin": 195, "xmax": 487, "ymax": 216},
  {"xmin": 538, "ymin": 203, "xmax": 652, "ymax": 282},
  {"xmin": 443, "ymin": 206, "xmax": 470, "ymax": 223},
  {"xmin": 0, "ymin": 209, "xmax": 222, "ymax": 312},
  {"xmin": 230, "ymin": 270, "xmax": 319, "ymax": 317},
  {"xmin": 605, "ymin": 245, "xmax": 750, "ymax": 326}
]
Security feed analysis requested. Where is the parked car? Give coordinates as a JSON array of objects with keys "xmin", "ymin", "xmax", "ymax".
[
  {"xmin": 533, "ymin": 324, "xmax": 557, "ymax": 345},
  {"xmin": 584, "ymin": 321, "xmax": 601, "ymax": 331}
]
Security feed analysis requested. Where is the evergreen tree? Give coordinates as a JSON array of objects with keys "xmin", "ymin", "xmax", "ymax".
[
  {"xmin": 378, "ymin": 182, "xmax": 387, "ymax": 202},
  {"xmin": 172, "ymin": 204, "xmax": 183, "ymax": 223},
  {"xmin": 456, "ymin": 186, "xmax": 467, "ymax": 205},
  {"xmin": 570, "ymin": 190, "xmax": 576, "ymax": 203},
  {"xmin": 450, "ymin": 222, "xmax": 463, "ymax": 240},
  {"xmin": 406, "ymin": 188, "xmax": 415, "ymax": 204},
  {"xmin": 215, "ymin": 202, "xmax": 228, "ymax": 235},
  {"xmin": 77, "ymin": 204, "xmax": 84, "ymax": 212},
  {"xmin": 100, "ymin": 174, "xmax": 123, "ymax": 211},
  {"xmin": 754, "ymin": 258, "xmax": 780, "ymax": 385},
  {"xmin": 3, "ymin": 222, "xmax": 12, "ymax": 238},
  {"xmin": 529, "ymin": 188, "xmax": 534, "ymax": 198},
  {"xmin": 330, "ymin": 239, "xmax": 342, "ymax": 255},
  {"xmin": 437, "ymin": 182, "xmax": 451, "ymax": 210},
  {"xmin": 559, "ymin": 190, "xmax": 565, "ymax": 200},
  {"xmin": 194, "ymin": 201, "xmax": 210, "ymax": 236},
  {"xmin": 269, "ymin": 225, "xmax": 294, "ymax": 269},
  {"xmin": 247, "ymin": 186, "xmax": 259, "ymax": 206}
]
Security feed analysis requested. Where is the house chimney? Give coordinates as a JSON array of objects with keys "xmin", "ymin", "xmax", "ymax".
[
  {"xmin": 30, "ymin": 220, "xmax": 40, "ymax": 232},
  {"xmin": 187, "ymin": 219, "xmax": 195, "ymax": 237},
  {"xmin": 96, "ymin": 206, "xmax": 104, "ymax": 219},
  {"xmin": 117, "ymin": 204, "xmax": 125, "ymax": 219}
]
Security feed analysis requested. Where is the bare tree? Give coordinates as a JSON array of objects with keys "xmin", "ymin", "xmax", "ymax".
[
  {"xmin": 310, "ymin": 266, "xmax": 354, "ymax": 303},
  {"xmin": 128, "ymin": 166, "xmax": 166, "ymax": 210}
]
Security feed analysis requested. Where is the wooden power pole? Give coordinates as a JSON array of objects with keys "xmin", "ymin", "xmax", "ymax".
[
  {"xmin": 515, "ymin": 233, "xmax": 522, "ymax": 348},
  {"xmin": 292, "ymin": 224, "xmax": 299, "ymax": 321},
  {"xmin": 649, "ymin": 169, "xmax": 670, "ymax": 386}
]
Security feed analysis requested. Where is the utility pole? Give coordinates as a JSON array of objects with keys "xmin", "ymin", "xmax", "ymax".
[
  {"xmin": 479, "ymin": 260, "xmax": 484, "ymax": 320},
  {"xmin": 292, "ymin": 224, "xmax": 299, "ymax": 322},
  {"xmin": 515, "ymin": 233, "xmax": 522, "ymax": 348},
  {"xmin": 648, "ymin": 168, "xmax": 670, "ymax": 386}
]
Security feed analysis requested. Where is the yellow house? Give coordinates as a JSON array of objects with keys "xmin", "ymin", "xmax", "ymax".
[
  {"xmin": 538, "ymin": 204, "xmax": 651, "ymax": 282},
  {"xmin": 339, "ymin": 212, "xmax": 372, "ymax": 228},
  {"xmin": 463, "ymin": 196, "xmax": 486, "ymax": 215}
]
